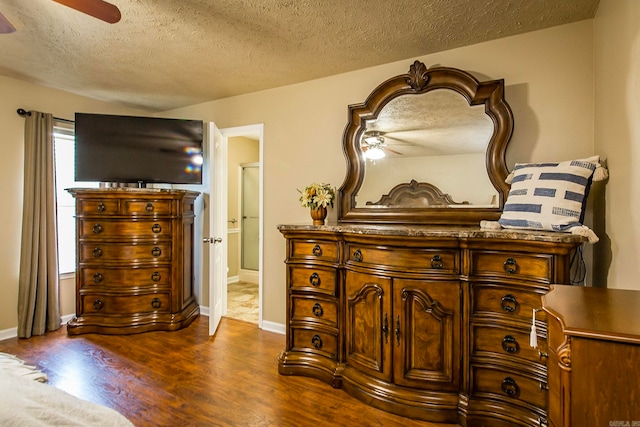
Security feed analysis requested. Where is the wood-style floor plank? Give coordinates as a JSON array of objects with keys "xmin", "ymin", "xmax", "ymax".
[{"xmin": 0, "ymin": 316, "xmax": 457, "ymax": 426}]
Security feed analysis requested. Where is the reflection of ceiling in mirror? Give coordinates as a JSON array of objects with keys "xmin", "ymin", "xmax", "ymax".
[{"xmin": 363, "ymin": 89, "xmax": 493, "ymax": 157}]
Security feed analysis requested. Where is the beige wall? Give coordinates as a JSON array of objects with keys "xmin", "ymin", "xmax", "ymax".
[
  {"xmin": 593, "ymin": 0, "xmax": 640, "ymax": 289},
  {"xmin": 165, "ymin": 20, "xmax": 597, "ymax": 326},
  {"xmin": 0, "ymin": 75, "xmax": 146, "ymax": 331}
]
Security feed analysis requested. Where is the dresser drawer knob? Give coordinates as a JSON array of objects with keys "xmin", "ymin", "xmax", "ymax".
[
  {"xmin": 503, "ymin": 257, "xmax": 518, "ymax": 274},
  {"xmin": 93, "ymin": 299, "xmax": 104, "ymax": 310},
  {"xmin": 93, "ymin": 272, "xmax": 103, "ymax": 283},
  {"xmin": 151, "ymin": 223, "xmax": 162, "ymax": 233},
  {"xmin": 312, "ymin": 303, "xmax": 323, "ymax": 317},
  {"xmin": 538, "ymin": 349, "xmax": 549, "ymax": 360},
  {"xmin": 151, "ymin": 247, "xmax": 162, "ymax": 257},
  {"xmin": 500, "ymin": 294, "xmax": 518, "ymax": 312},
  {"xmin": 311, "ymin": 334, "xmax": 323, "ymax": 350},
  {"xmin": 309, "ymin": 272, "xmax": 321, "ymax": 287},
  {"xmin": 151, "ymin": 298, "xmax": 162, "ymax": 309},
  {"xmin": 353, "ymin": 249, "xmax": 363, "ymax": 262},
  {"xmin": 430, "ymin": 254, "xmax": 444, "ymax": 269},
  {"xmin": 92, "ymin": 223, "xmax": 103, "ymax": 234},
  {"xmin": 92, "ymin": 247, "xmax": 103, "ymax": 258},
  {"xmin": 501, "ymin": 335, "xmax": 519, "ymax": 353},
  {"xmin": 539, "ymin": 382, "xmax": 549, "ymax": 391},
  {"xmin": 151, "ymin": 272, "xmax": 161, "ymax": 282},
  {"xmin": 312, "ymin": 244, "xmax": 322, "ymax": 256},
  {"xmin": 97, "ymin": 202, "xmax": 106, "ymax": 212},
  {"xmin": 145, "ymin": 203, "xmax": 154, "ymax": 212},
  {"xmin": 501, "ymin": 377, "xmax": 519, "ymax": 397}
]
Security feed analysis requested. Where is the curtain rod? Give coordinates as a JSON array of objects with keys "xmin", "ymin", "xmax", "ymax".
[{"xmin": 16, "ymin": 108, "xmax": 74, "ymax": 124}]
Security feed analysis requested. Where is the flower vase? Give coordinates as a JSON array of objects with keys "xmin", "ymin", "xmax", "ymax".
[{"xmin": 310, "ymin": 206, "xmax": 327, "ymax": 226}]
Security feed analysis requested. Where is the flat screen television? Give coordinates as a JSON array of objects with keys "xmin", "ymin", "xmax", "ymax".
[{"xmin": 75, "ymin": 113, "xmax": 204, "ymax": 186}]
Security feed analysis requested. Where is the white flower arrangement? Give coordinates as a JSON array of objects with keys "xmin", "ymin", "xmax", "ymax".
[{"xmin": 298, "ymin": 182, "xmax": 335, "ymax": 210}]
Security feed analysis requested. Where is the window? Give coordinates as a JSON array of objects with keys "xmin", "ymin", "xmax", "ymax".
[{"xmin": 53, "ymin": 123, "xmax": 98, "ymax": 274}]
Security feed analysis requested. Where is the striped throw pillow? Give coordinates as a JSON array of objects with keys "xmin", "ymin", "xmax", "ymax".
[{"xmin": 498, "ymin": 157, "xmax": 598, "ymax": 232}]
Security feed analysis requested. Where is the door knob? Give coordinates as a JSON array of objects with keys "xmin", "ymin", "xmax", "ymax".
[{"xmin": 203, "ymin": 237, "xmax": 223, "ymax": 244}]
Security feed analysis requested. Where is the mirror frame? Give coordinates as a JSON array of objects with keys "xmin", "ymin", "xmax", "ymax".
[{"xmin": 337, "ymin": 61, "xmax": 514, "ymax": 226}]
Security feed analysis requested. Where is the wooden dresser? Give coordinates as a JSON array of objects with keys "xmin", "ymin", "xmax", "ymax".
[
  {"xmin": 278, "ymin": 224, "xmax": 584, "ymax": 426},
  {"xmin": 67, "ymin": 188, "xmax": 200, "ymax": 335},
  {"xmin": 544, "ymin": 285, "xmax": 640, "ymax": 427}
]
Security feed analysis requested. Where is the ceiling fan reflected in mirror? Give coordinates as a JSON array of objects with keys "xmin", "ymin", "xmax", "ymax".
[
  {"xmin": 0, "ymin": 0, "xmax": 121, "ymax": 33},
  {"xmin": 361, "ymin": 131, "xmax": 406, "ymax": 161}
]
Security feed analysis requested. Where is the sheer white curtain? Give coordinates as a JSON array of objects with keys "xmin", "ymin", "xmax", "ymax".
[{"xmin": 17, "ymin": 111, "xmax": 61, "ymax": 338}]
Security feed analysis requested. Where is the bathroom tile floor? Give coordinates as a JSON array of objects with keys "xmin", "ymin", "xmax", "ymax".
[{"xmin": 226, "ymin": 281, "xmax": 259, "ymax": 324}]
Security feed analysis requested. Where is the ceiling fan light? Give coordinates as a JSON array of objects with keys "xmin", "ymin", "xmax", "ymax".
[{"xmin": 365, "ymin": 146, "xmax": 385, "ymax": 160}]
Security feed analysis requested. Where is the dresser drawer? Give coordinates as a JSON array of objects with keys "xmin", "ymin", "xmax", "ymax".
[
  {"xmin": 472, "ymin": 284, "xmax": 547, "ymax": 324},
  {"xmin": 79, "ymin": 266, "xmax": 172, "ymax": 288},
  {"xmin": 471, "ymin": 365, "xmax": 547, "ymax": 410},
  {"xmin": 291, "ymin": 327, "xmax": 338, "ymax": 360},
  {"xmin": 79, "ymin": 292, "xmax": 171, "ymax": 315},
  {"xmin": 77, "ymin": 199, "xmax": 120, "ymax": 215},
  {"xmin": 289, "ymin": 239, "xmax": 339, "ymax": 262},
  {"xmin": 471, "ymin": 323, "xmax": 547, "ymax": 365},
  {"xmin": 289, "ymin": 266, "xmax": 337, "ymax": 296},
  {"xmin": 290, "ymin": 295, "xmax": 338, "ymax": 328},
  {"xmin": 79, "ymin": 242, "xmax": 172, "ymax": 262},
  {"xmin": 122, "ymin": 199, "xmax": 172, "ymax": 215},
  {"xmin": 470, "ymin": 250, "xmax": 552, "ymax": 283},
  {"xmin": 78, "ymin": 219, "xmax": 172, "ymax": 239},
  {"xmin": 345, "ymin": 244, "xmax": 459, "ymax": 274}
]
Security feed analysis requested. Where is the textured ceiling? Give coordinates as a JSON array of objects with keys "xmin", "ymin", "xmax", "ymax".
[{"xmin": 0, "ymin": 0, "xmax": 599, "ymax": 112}]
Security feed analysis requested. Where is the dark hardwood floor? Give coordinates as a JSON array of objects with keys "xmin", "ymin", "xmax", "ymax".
[{"xmin": 0, "ymin": 316, "xmax": 457, "ymax": 427}]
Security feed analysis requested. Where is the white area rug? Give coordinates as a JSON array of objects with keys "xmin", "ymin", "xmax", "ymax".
[{"xmin": 0, "ymin": 352, "xmax": 47, "ymax": 382}]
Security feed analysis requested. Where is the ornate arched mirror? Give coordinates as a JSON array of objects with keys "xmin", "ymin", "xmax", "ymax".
[{"xmin": 337, "ymin": 61, "xmax": 513, "ymax": 225}]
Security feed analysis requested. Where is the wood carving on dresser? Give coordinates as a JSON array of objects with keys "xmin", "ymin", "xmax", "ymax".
[{"xmin": 66, "ymin": 188, "xmax": 200, "ymax": 335}]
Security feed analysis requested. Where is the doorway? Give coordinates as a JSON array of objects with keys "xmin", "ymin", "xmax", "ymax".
[{"xmin": 222, "ymin": 130, "xmax": 262, "ymax": 325}]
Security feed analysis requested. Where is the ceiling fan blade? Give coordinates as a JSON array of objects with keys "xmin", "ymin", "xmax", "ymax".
[
  {"xmin": 384, "ymin": 147, "xmax": 403, "ymax": 155},
  {"xmin": 0, "ymin": 12, "xmax": 17, "ymax": 33},
  {"xmin": 52, "ymin": 0, "xmax": 121, "ymax": 24}
]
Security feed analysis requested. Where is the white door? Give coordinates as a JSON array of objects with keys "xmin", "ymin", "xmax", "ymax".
[{"xmin": 206, "ymin": 122, "xmax": 227, "ymax": 336}]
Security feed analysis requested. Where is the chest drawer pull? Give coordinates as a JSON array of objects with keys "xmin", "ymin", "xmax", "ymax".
[
  {"xmin": 538, "ymin": 349, "xmax": 548, "ymax": 360},
  {"xmin": 93, "ymin": 299, "xmax": 104, "ymax": 310},
  {"xmin": 395, "ymin": 315, "xmax": 401, "ymax": 346},
  {"xmin": 92, "ymin": 223, "xmax": 103, "ymax": 234},
  {"xmin": 312, "ymin": 303, "xmax": 323, "ymax": 317},
  {"xmin": 151, "ymin": 272, "xmax": 161, "ymax": 282},
  {"xmin": 145, "ymin": 203, "xmax": 154, "ymax": 212},
  {"xmin": 151, "ymin": 247, "xmax": 162, "ymax": 257},
  {"xmin": 500, "ymin": 294, "xmax": 518, "ymax": 312},
  {"xmin": 430, "ymin": 254, "xmax": 444, "ymax": 269},
  {"xmin": 311, "ymin": 244, "xmax": 322, "ymax": 256},
  {"xmin": 501, "ymin": 335, "xmax": 519, "ymax": 353},
  {"xmin": 93, "ymin": 272, "xmax": 103, "ymax": 283},
  {"xmin": 93, "ymin": 247, "xmax": 103, "ymax": 258},
  {"xmin": 311, "ymin": 334, "xmax": 323, "ymax": 349},
  {"xmin": 151, "ymin": 223, "xmax": 162, "ymax": 233},
  {"xmin": 353, "ymin": 249, "xmax": 363, "ymax": 262},
  {"xmin": 309, "ymin": 272, "xmax": 321, "ymax": 287},
  {"xmin": 97, "ymin": 202, "xmax": 106, "ymax": 212},
  {"xmin": 503, "ymin": 257, "xmax": 518, "ymax": 274},
  {"xmin": 501, "ymin": 377, "xmax": 519, "ymax": 397},
  {"xmin": 151, "ymin": 298, "xmax": 162, "ymax": 309}
]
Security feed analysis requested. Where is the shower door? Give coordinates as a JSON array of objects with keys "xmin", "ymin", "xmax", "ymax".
[{"xmin": 241, "ymin": 165, "xmax": 259, "ymax": 271}]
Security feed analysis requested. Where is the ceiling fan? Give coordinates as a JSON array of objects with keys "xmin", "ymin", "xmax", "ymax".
[
  {"xmin": 361, "ymin": 131, "xmax": 404, "ymax": 160},
  {"xmin": 0, "ymin": 0, "xmax": 121, "ymax": 34}
]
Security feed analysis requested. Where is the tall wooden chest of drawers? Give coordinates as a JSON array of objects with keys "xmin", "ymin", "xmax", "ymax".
[
  {"xmin": 278, "ymin": 224, "xmax": 585, "ymax": 426},
  {"xmin": 67, "ymin": 188, "xmax": 200, "ymax": 335}
]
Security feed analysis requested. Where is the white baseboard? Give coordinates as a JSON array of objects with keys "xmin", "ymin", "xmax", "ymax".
[
  {"xmin": 227, "ymin": 275, "xmax": 239, "ymax": 284},
  {"xmin": 199, "ymin": 306, "xmax": 210, "ymax": 317},
  {"xmin": 0, "ymin": 313, "xmax": 76, "ymax": 341},
  {"xmin": 261, "ymin": 320, "xmax": 286, "ymax": 335}
]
